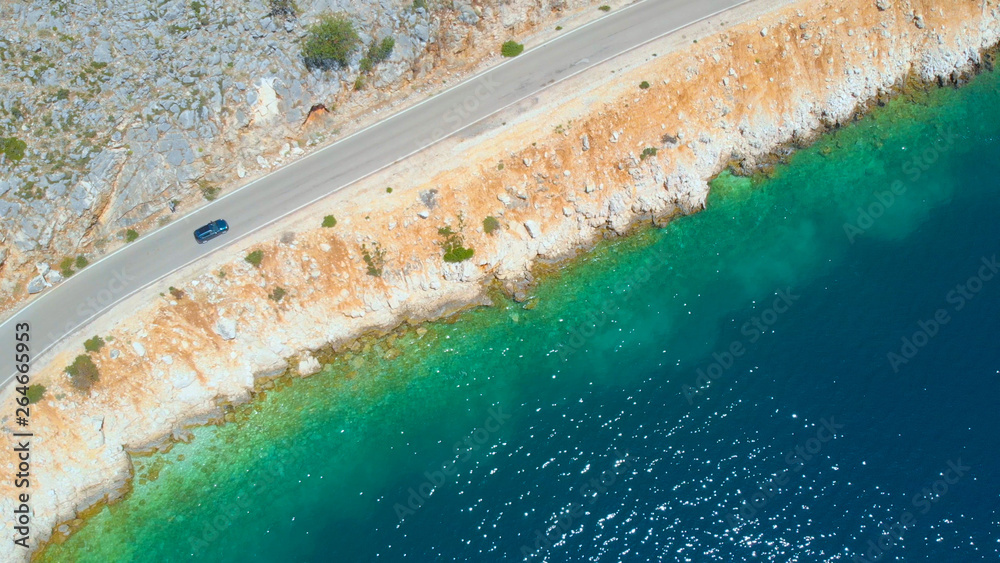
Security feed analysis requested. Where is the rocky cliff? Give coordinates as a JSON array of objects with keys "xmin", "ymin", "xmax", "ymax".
[
  {"xmin": 0, "ymin": 0, "xmax": 617, "ymax": 314},
  {"xmin": 1, "ymin": 0, "xmax": 998, "ymax": 560}
]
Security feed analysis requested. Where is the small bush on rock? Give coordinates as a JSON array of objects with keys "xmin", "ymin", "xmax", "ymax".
[
  {"xmin": 501, "ymin": 41, "xmax": 524, "ymax": 58},
  {"xmin": 65, "ymin": 355, "xmax": 100, "ymax": 392},
  {"xmin": 84, "ymin": 336, "xmax": 105, "ymax": 353},
  {"xmin": 483, "ymin": 216, "xmax": 500, "ymax": 235},
  {"xmin": 302, "ymin": 14, "xmax": 360, "ymax": 71},
  {"xmin": 245, "ymin": 250, "xmax": 264, "ymax": 267}
]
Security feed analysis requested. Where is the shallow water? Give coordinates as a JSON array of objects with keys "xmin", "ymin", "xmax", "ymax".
[{"xmin": 41, "ymin": 67, "xmax": 1000, "ymax": 562}]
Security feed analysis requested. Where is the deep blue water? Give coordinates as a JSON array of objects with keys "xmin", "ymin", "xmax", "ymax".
[{"xmin": 44, "ymin": 65, "xmax": 1000, "ymax": 563}]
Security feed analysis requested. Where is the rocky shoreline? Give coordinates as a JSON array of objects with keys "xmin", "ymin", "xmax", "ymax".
[{"xmin": 4, "ymin": 0, "xmax": 1000, "ymax": 560}]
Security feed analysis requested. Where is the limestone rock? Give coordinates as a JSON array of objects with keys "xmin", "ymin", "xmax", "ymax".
[
  {"xmin": 27, "ymin": 276, "xmax": 47, "ymax": 294},
  {"xmin": 172, "ymin": 368, "xmax": 196, "ymax": 389},
  {"xmin": 251, "ymin": 349, "xmax": 288, "ymax": 379},
  {"xmin": 215, "ymin": 317, "xmax": 238, "ymax": 340},
  {"xmin": 298, "ymin": 354, "xmax": 321, "ymax": 376},
  {"xmin": 524, "ymin": 220, "xmax": 542, "ymax": 239}
]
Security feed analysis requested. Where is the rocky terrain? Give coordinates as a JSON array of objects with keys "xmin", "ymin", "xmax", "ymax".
[
  {"xmin": 0, "ymin": 0, "xmax": 619, "ymax": 312},
  {"xmin": 1, "ymin": 0, "xmax": 999, "ymax": 560}
]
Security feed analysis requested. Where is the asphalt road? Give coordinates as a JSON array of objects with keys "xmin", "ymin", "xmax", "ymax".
[{"xmin": 0, "ymin": 0, "xmax": 746, "ymax": 389}]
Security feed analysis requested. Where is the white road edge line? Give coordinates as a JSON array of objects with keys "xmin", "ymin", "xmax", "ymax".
[
  {"xmin": 0, "ymin": 0, "xmax": 641, "ymax": 332},
  {"xmin": 0, "ymin": 0, "xmax": 749, "ymax": 388}
]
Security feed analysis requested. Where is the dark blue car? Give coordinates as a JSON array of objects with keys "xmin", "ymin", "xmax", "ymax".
[{"xmin": 193, "ymin": 219, "xmax": 229, "ymax": 244}]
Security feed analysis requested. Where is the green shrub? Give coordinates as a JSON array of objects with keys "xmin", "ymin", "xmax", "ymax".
[
  {"xmin": 599, "ymin": 5, "xmax": 611, "ymax": 11},
  {"xmin": 83, "ymin": 335, "xmax": 105, "ymax": 353},
  {"xmin": 0, "ymin": 137, "xmax": 27, "ymax": 162},
  {"xmin": 75, "ymin": 254, "xmax": 89, "ymax": 269},
  {"xmin": 443, "ymin": 245, "xmax": 474, "ymax": 263},
  {"xmin": 361, "ymin": 243, "xmax": 386, "ymax": 277},
  {"xmin": 412, "ymin": 0, "xmax": 427, "ymax": 10},
  {"xmin": 56, "ymin": 88, "xmax": 70, "ymax": 100},
  {"xmin": 354, "ymin": 76, "xmax": 365, "ymax": 90},
  {"xmin": 169, "ymin": 286, "xmax": 185, "ymax": 300},
  {"xmin": 322, "ymin": 215, "xmax": 337, "ymax": 228},
  {"xmin": 200, "ymin": 182, "xmax": 220, "ymax": 201},
  {"xmin": 26, "ymin": 384, "xmax": 46, "ymax": 404},
  {"xmin": 269, "ymin": 287, "xmax": 287, "ymax": 302},
  {"xmin": 438, "ymin": 224, "xmax": 475, "ymax": 263},
  {"xmin": 245, "ymin": 250, "xmax": 264, "ymax": 267},
  {"xmin": 555, "ymin": 26, "xmax": 563, "ymax": 30},
  {"xmin": 483, "ymin": 216, "xmax": 500, "ymax": 235},
  {"xmin": 640, "ymin": 147, "xmax": 658, "ymax": 160},
  {"xmin": 639, "ymin": 80, "xmax": 650, "ymax": 89},
  {"xmin": 302, "ymin": 14, "xmax": 360, "ymax": 71},
  {"xmin": 125, "ymin": 228, "xmax": 139, "ymax": 242},
  {"xmin": 14, "ymin": 181, "xmax": 44, "ymax": 200},
  {"xmin": 368, "ymin": 37, "xmax": 395, "ymax": 64},
  {"xmin": 65, "ymin": 354, "xmax": 100, "ymax": 392},
  {"xmin": 59, "ymin": 257, "xmax": 75, "ymax": 278},
  {"xmin": 386, "ymin": 187, "xmax": 393, "ymax": 193},
  {"xmin": 190, "ymin": 0, "xmax": 206, "ymax": 19},
  {"xmin": 357, "ymin": 36, "xmax": 394, "ymax": 74},
  {"xmin": 500, "ymin": 41, "xmax": 524, "ymax": 58}
]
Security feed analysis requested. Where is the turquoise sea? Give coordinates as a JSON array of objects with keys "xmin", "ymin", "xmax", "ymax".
[{"xmin": 41, "ymin": 66, "xmax": 1000, "ymax": 562}]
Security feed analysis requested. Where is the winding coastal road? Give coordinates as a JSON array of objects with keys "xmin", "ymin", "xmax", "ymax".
[{"xmin": 0, "ymin": 0, "xmax": 746, "ymax": 389}]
